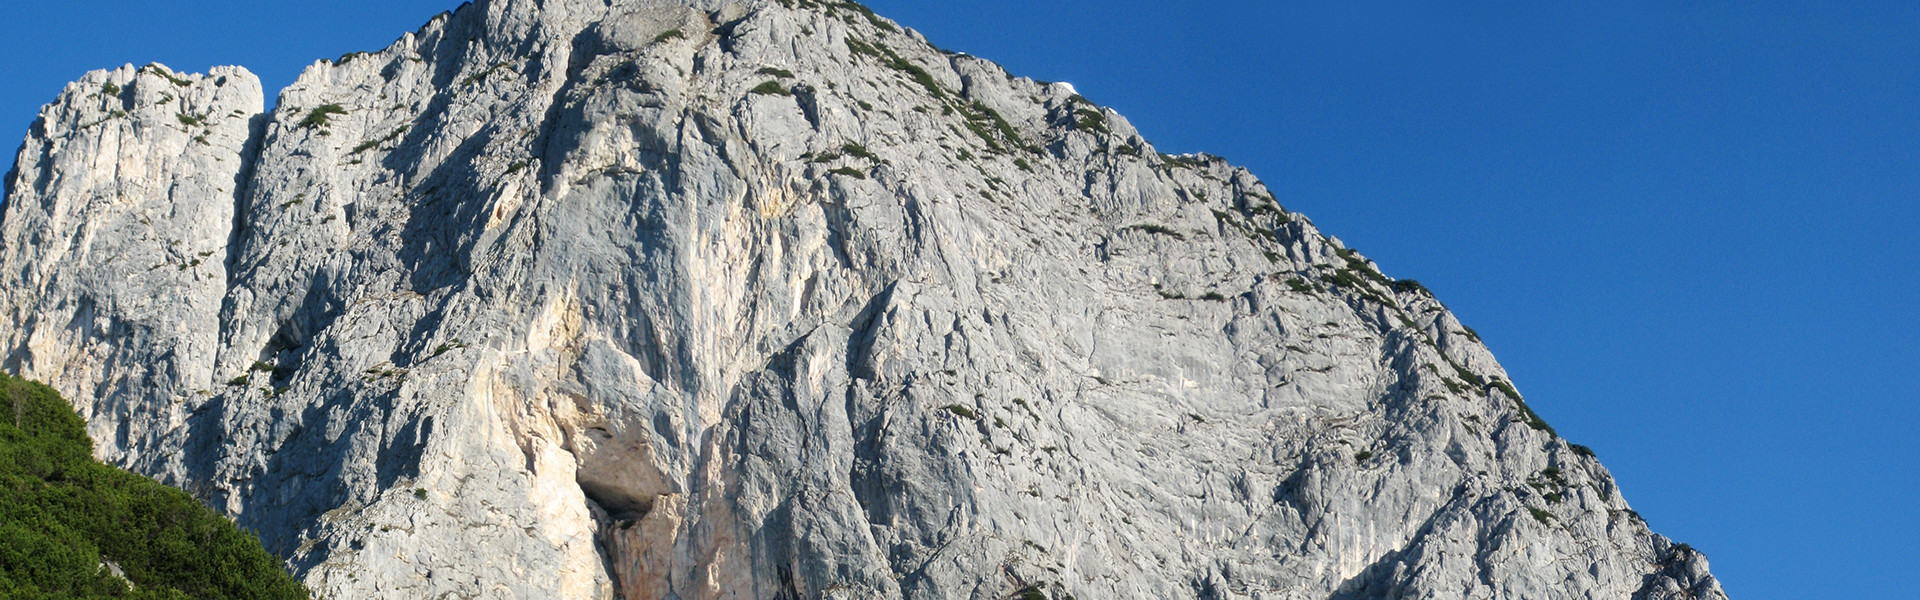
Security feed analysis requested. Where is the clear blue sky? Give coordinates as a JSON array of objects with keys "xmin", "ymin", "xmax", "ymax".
[{"xmin": 5, "ymin": 2, "xmax": 1917, "ymax": 597}]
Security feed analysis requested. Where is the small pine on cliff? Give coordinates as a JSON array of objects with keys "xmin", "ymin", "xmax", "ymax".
[{"xmin": 0, "ymin": 373, "xmax": 308, "ymax": 600}]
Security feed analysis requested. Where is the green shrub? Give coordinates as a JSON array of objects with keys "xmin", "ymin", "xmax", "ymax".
[
  {"xmin": 1246, "ymin": 200, "xmax": 1286, "ymax": 218},
  {"xmin": 940, "ymin": 405, "xmax": 977, "ymax": 419},
  {"xmin": 1450, "ymin": 364, "xmax": 1485, "ymax": 388},
  {"xmin": 756, "ymin": 67, "xmax": 795, "ymax": 79},
  {"xmin": 845, "ymin": 37, "xmax": 883, "ymax": 59},
  {"xmin": 963, "ymin": 120, "xmax": 1003, "ymax": 153},
  {"xmin": 141, "ymin": 64, "xmax": 193, "ymax": 87},
  {"xmin": 883, "ymin": 53, "xmax": 945, "ymax": 99},
  {"xmin": 1519, "ymin": 404, "xmax": 1555, "ymax": 436},
  {"xmin": 1320, "ymin": 270, "xmax": 1365, "ymax": 290},
  {"xmin": 101, "ymin": 82, "xmax": 120, "ymax": 96},
  {"xmin": 653, "ymin": 29, "xmax": 685, "ymax": 44},
  {"xmin": 1476, "ymin": 375, "xmax": 1555, "ymax": 435},
  {"xmin": 1354, "ymin": 450, "xmax": 1373, "ymax": 463},
  {"xmin": 350, "ymin": 125, "xmax": 411, "ymax": 155},
  {"xmin": 1074, "ymin": 108, "xmax": 1109, "ymax": 135},
  {"xmin": 0, "ymin": 373, "xmax": 309, "ymax": 599},
  {"xmin": 1570, "ymin": 444, "xmax": 1596, "ymax": 458},
  {"xmin": 298, "ymin": 104, "xmax": 347, "ymax": 129},
  {"xmin": 1126, "ymin": 224, "xmax": 1184, "ymax": 239},
  {"xmin": 828, "ymin": 166, "xmax": 868, "ymax": 179},
  {"xmin": 959, "ymin": 101, "xmax": 1032, "ymax": 154},
  {"xmin": 460, "ymin": 62, "xmax": 512, "ymax": 87},
  {"xmin": 1335, "ymin": 249, "xmax": 1392, "ymax": 286},
  {"xmin": 1527, "ymin": 506, "xmax": 1554, "ymax": 525},
  {"xmin": 840, "ymin": 143, "xmax": 878, "ymax": 162},
  {"xmin": 749, "ymin": 81, "xmax": 790, "ymax": 96},
  {"xmin": 840, "ymin": 1, "xmax": 899, "ymax": 32},
  {"xmin": 838, "ymin": 32, "xmax": 946, "ymax": 101}
]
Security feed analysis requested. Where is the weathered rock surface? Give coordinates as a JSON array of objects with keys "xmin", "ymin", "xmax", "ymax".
[{"xmin": 0, "ymin": 1, "xmax": 1729, "ymax": 599}]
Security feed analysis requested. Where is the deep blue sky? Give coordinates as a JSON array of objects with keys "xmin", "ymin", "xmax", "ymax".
[{"xmin": 5, "ymin": 2, "xmax": 1917, "ymax": 597}]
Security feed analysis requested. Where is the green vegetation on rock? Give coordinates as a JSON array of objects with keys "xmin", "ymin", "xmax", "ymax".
[
  {"xmin": 297, "ymin": 104, "xmax": 346, "ymax": 130},
  {"xmin": 749, "ymin": 81, "xmax": 790, "ymax": 96},
  {"xmin": 0, "ymin": 373, "xmax": 308, "ymax": 599}
]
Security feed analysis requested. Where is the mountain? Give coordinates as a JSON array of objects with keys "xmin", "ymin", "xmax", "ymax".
[{"xmin": 0, "ymin": 0, "xmax": 1728, "ymax": 598}]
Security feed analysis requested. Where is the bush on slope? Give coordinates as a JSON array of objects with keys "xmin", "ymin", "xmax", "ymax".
[{"xmin": 0, "ymin": 373, "xmax": 308, "ymax": 600}]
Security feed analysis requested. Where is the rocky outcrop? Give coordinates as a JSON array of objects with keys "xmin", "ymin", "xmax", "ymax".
[
  {"xmin": 0, "ymin": 62, "xmax": 259, "ymax": 470},
  {"xmin": 0, "ymin": 1, "xmax": 1729, "ymax": 599}
]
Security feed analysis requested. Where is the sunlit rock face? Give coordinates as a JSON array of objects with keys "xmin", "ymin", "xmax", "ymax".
[{"xmin": 0, "ymin": 1, "xmax": 1728, "ymax": 598}]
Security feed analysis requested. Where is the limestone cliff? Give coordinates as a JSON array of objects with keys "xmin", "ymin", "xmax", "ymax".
[{"xmin": 0, "ymin": 1, "xmax": 1728, "ymax": 598}]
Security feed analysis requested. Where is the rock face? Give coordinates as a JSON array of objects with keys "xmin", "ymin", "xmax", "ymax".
[{"xmin": 0, "ymin": 1, "xmax": 1729, "ymax": 599}]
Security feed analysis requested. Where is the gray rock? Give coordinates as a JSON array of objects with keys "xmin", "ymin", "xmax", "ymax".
[{"xmin": 0, "ymin": 1, "xmax": 1728, "ymax": 599}]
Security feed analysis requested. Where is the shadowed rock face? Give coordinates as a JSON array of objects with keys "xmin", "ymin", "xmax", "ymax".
[{"xmin": 0, "ymin": 1, "xmax": 1729, "ymax": 599}]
